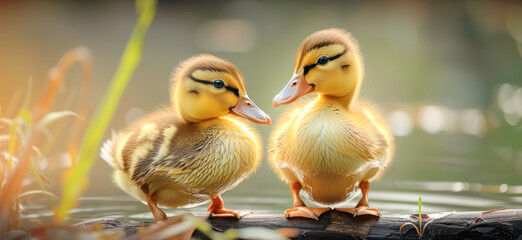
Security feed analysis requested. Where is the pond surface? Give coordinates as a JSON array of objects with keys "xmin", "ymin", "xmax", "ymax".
[{"xmin": 19, "ymin": 180, "xmax": 522, "ymax": 227}]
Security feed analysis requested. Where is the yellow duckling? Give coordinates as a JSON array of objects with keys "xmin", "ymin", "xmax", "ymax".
[
  {"xmin": 270, "ymin": 28, "xmax": 394, "ymax": 220},
  {"xmin": 101, "ymin": 54, "xmax": 271, "ymax": 222}
]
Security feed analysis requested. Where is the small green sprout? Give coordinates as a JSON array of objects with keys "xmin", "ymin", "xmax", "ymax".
[{"xmin": 399, "ymin": 197, "xmax": 433, "ymax": 239}]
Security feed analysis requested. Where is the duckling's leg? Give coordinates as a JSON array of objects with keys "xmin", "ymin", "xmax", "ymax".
[
  {"xmin": 354, "ymin": 180, "xmax": 380, "ymax": 216},
  {"xmin": 284, "ymin": 182, "xmax": 330, "ymax": 220},
  {"xmin": 336, "ymin": 180, "xmax": 380, "ymax": 217},
  {"xmin": 141, "ymin": 185, "xmax": 168, "ymax": 222},
  {"xmin": 207, "ymin": 195, "xmax": 252, "ymax": 219}
]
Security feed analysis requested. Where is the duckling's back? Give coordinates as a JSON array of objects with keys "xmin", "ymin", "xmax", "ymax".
[{"xmin": 102, "ymin": 111, "xmax": 262, "ymax": 208}]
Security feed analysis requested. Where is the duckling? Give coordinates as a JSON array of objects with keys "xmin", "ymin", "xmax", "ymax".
[
  {"xmin": 270, "ymin": 28, "xmax": 394, "ymax": 220},
  {"xmin": 101, "ymin": 54, "xmax": 271, "ymax": 222}
]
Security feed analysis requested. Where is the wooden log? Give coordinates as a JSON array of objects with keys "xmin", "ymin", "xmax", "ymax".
[{"xmin": 77, "ymin": 209, "xmax": 522, "ymax": 240}]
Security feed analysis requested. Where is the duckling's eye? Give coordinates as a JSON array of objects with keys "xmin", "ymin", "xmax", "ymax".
[
  {"xmin": 317, "ymin": 56, "xmax": 329, "ymax": 65},
  {"xmin": 213, "ymin": 79, "xmax": 225, "ymax": 89}
]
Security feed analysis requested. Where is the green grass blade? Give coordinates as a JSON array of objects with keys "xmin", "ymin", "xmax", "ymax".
[
  {"xmin": 53, "ymin": 0, "xmax": 157, "ymax": 223},
  {"xmin": 7, "ymin": 121, "xmax": 18, "ymax": 171},
  {"xmin": 419, "ymin": 197, "xmax": 422, "ymax": 231},
  {"xmin": 29, "ymin": 148, "xmax": 57, "ymax": 209},
  {"xmin": 22, "ymin": 77, "xmax": 33, "ymax": 110},
  {"xmin": 4, "ymin": 90, "xmax": 22, "ymax": 118}
]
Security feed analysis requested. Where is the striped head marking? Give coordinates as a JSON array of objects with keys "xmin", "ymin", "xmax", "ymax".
[
  {"xmin": 273, "ymin": 28, "xmax": 365, "ymax": 107},
  {"xmin": 171, "ymin": 54, "xmax": 271, "ymax": 125}
]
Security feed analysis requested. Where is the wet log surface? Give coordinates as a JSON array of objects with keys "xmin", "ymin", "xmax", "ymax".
[{"xmin": 77, "ymin": 209, "xmax": 522, "ymax": 240}]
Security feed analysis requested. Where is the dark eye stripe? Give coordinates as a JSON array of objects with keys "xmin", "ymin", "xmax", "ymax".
[
  {"xmin": 225, "ymin": 86, "xmax": 239, "ymax": 97},
  {"xmin": 327, "ymin": 50, "xmax": 345, "ymax": 61},
  {"xmin": 190, "ymin": 76, "xmax": 239, "ymax": 97},
  {"xmin": 303, "ymin": 63, "xmax": 317, "ymax": 75},
  {"xmin": 302, "ymin": 49, "xmax": 347, "ymax": 76}
]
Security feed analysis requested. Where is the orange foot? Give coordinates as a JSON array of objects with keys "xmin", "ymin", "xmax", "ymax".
[
  {"xmin": 354, "ymin": 206, "xmax": 380, "ymax": 217},
  {"xmin": 207, "ymin": 195, "xmax": 251, "ymax": 219},
  {"xmin": 208, "ymin": 209, "xmax": 252, "ymax": 219},
  {"xmin": 284, "ymin": 207, "xmax": 330, "ymax": 220},
  {"xmin": 336, "ymin": 207, "xmax": 380, "ymax": 217}
]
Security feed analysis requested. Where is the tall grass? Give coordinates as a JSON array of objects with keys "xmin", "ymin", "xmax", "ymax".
[
  {"xmin": 0, "ymin": 0, "xmax": 157, "ymax": 233},
  {"xmin": 53, "ymin": 0, "xmax": 157, "ymax": 223},
  {"xmin": 0, "ymin": 47, "xmax": 92, "ymax": 234}
]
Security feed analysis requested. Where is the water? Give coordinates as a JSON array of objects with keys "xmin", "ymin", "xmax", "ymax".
[
  {"xmin": 1, "ymin": 1, "xmax": 521, "ymax": 228},
  {"xmin": 19, "ymin": 180, "xmax": 522, "ymax": 227}
]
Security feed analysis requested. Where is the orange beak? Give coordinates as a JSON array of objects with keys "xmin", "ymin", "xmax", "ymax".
[
  {"xmin": 230, "ymin": 93, "xmax": 272, "ymax": 125},
  {"xmin": 272, "ymin": 71, "xmax": 314, "ymax": 108}
]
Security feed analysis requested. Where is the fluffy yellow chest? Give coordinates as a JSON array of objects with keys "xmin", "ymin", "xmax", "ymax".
[
  {"xmin": 291, "ymin": 105, "xmax": 367, "ymax": 173},
  {"xmin": 275, "ymin": 98, "xmax": 388, "ymax": 175}
]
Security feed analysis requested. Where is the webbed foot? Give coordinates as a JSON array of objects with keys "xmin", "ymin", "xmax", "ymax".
[
  {"xmin": 354, "ymin": 206, "xmax": 380, "ymax": 217},
  {"xmin": 209, "ymin": 209, "xmax": 252, "ymax": 219},
  {"xmin": 284, "ymin": 207, "xmax": 330, "ymax": 220},
  {"xmin": 207, "ymin": 195, "xmax": 251, "ymax": 219}
]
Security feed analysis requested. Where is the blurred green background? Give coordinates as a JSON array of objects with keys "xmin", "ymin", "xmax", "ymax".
[{"xmin": 0, "ymin": 1, "xmax": 521, "ymax": 225}]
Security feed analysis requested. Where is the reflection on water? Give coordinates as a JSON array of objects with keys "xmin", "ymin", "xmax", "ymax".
[
  {"xmin": 19, "ymin": 181, "xmax": 522, "ymax": 227},
  {"xmin": 387, "ymin": 82, "xmax": 522, "ymax": 137},
  {"xmin": 498, "ymin": 83, "xmax": 522, "ymax": 126}
]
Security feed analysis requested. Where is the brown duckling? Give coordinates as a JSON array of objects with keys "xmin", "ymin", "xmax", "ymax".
[{"xmin": 101, "ymin": 54, "xmax": 271, "ymax": 222}]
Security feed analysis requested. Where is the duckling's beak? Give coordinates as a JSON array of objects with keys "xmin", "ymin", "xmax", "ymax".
[
  {"xmin": 272, "ymin": 71, "xmax": 314, "ymax": 108},
  {"xmin": 231, "ymin": 93, "xmax": 272, "ymax": 125}
]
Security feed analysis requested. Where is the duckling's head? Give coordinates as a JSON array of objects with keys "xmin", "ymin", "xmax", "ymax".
[
  {"xmin": 273, "ymin": 28, "xmax": 364, "ymax": 107},
  {"xmin": 171, "ymin": 54, "xmax": 271, "ymax": 125}
]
